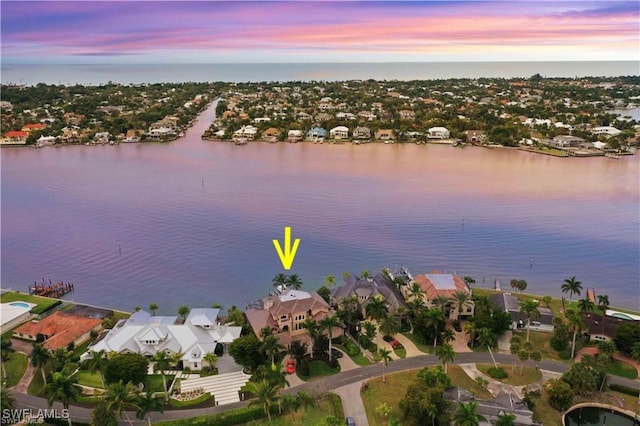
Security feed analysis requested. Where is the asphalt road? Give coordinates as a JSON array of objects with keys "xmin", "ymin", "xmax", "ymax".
[{"xmin": 10, "ymin": 353, "xmax": 640, "ymax": 425}]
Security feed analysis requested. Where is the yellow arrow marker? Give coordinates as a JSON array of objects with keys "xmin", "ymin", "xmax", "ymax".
[{"xmin": 273, "ymin": 226, "xmax": 301, "ymax": 270}]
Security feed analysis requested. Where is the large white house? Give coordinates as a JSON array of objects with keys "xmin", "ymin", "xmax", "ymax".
[
  {"xmin": 329, "ymin": 126, "xmax": 349, "ymax": 139},
  {"xmin": 84, "ymin": 309, "xmax": 241, "ymax": 370},
  {"xmin": 427, "ymin": 127, "xmax": 450, "ymax": 139},
  {"xmin": 592, "ymin": 126, "xmax": 621, "ymax": 138}
]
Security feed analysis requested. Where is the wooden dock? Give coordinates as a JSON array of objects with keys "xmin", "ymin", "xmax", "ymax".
[{"xmin": 29, "ymin": 279, "xmax": 75, "ymax": 298}]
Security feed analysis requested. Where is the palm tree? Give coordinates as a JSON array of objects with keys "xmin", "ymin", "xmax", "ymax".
[
  {"xmin": 301, "ymin": 318, "xmax": 320, "ymax": 353},
  {"xmin": 435, "ymin": 342, "xmax": 456, "ymax": 373},
  {"xmin": 464, "ymin": 322, "xmax": 477, "ymax": 348},
  {"xmin": 408, "ymin": 282, "xmax": 425, "ymax": 301},
  {"xmin": 104, "ymin": 380, "xmax": 141, "ymax": 424},
  {"xmin": 31, "ymin": 343, "xmax": 51, "ymax": 386},
  {"xmin": 631, "ymin": 342, "xmax": 640, "ymax": 363},
  {"xmin": 365, "ymin": 296, "xmax": 389, "ymax": 322},
  {"xmin": 261, "ymin": 335, "xmax": 285, "ymax": 367},
  {"xmin": 530, "ymin": 350, "xmax": 542, "ymax": 369},
  {"xmin": 433, "ymin": 295, "xmax": 451, "ymax": 312},
  {"xmin": 379, "ymin": 348, "xmax": 392, "ymax": 383},
  {"xmin": 46, "ymin": 371, "xmax": 80, "ymax": 426},
  {"xmin": 519, "ymin": 299, "xmax": 540, "ymax": 342},
  {"xmin": 285, "ymin": 274, "xmax": 303, "ymax": 290},
  {"xmin": 361, "ymin": 270, "xmax": 371, "ymax": 279},
  {"xmin": 509, "ymin": 341, "xmax": 521, "ymax": 372},
  {"xmin": 152, "ymin": 351, "xmax": 172, "ymax": 402},
  {"xmin": 518, "ymin": 349, "xmax": 529, "ymax": 375},
  {"xmin": 477, "ymin": 327, "xmax": 496, "ymax": 349},
  {"xmin": 246, "ymin": 379, "xmax": 280, "ymax": 424},
  {"xmin": 135, "ymin": 390, "xmax": 164, "ymax": 421},
  {"xmin": 577, "ymin": 297, "xmax": 595, "ymax": 316},
  {"xmin": 272, "ymin": 273, "xmax": 287, "ymax": 289},
  {"xmin": 85, "ymin": 349, "xmax": 108, "ymax": 388},
  {"xmin": 319, "ymin": 316, "xmax": 342, "ymax": 361},
  {"xmin": 425, "ymin": 308, "xmax": 446, "ymax": 347},
  {"xmin": 597, "ymin": 294, "xmax": 610, "ymax": 334},
  {"xmin": 561, "ymin": 276, "xmax": 583, "ymax": 302},
  {"xmin": 452, "ymin": 291, "xmax": 472, "ymax": 320},
  {"xmin": 324, "ymin": 275, "xmax": 336, "ymax": 288},
  {"xmin": 1, "ymin": 385, "xmax": 16, "ymax": 410},
  {"xmin": 378, "ymin": 313, "xmax": 400, "ymax": 339},
  {"xmin": 177, "ymin": 305, "xmax": 190, "ymax": 322},
  {"xmin": 567, "ymin": 310, "xmax": 584, "ymax": 359},
  {"xmin": 203, "ymin": 352, "xmax": 218, "ymax": 371},
  {"xmin": 453, "ymin": 401, "xmax": 487, "ymax": 426},
  {"xmin": 496, "ymin": 412, "xmax": 517, "ymax": 426},
  {"xmin": 149, "ymin": 303, "xmax": 158, "ymax": 316}
]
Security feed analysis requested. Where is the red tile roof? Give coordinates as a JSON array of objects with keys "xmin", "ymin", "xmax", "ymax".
[
  {"xmin": 5, "ymin": 131, "xmax": 28, "ymax": 138},
  {"xmin": 415, "ymin": 272, "xmax": 470, "ymax": 301},
  {"xmin": 22, "ymin": 123, "xmax": 46, "ymax": 131},
  {"xmin": 15, "ymin": 311, "xmax": 102, "ymax": 350}
]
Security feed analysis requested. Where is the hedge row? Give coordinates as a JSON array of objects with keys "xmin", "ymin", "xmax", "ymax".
[
  {"xmin": 609, "ymin": 383, "xmax": 640, "ymax": 397},
  {"xmin": 157, "ymin": 404, "xmax": 270, "ymax": 426}
]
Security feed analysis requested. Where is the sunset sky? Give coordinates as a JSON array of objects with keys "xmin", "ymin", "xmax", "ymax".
[{"xmin": 1, "ymin": 1, "xmax": 638, "ymax": 64}]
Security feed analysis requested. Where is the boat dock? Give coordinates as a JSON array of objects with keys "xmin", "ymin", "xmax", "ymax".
[{"xmin": 29, "ymin": 279, "xmax": 75, "ymax": 297}]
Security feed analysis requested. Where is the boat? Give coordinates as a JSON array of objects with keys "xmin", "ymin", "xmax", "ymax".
[
  {"xmin": 234, "ymin": 138, "xmax": 248, "ymax": 145},
  {"xmin": 605, "ymin": 153, "xmax": 621, "ymax": 159}
]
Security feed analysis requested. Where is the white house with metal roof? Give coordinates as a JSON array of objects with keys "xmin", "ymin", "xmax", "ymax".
[{"xmin": 84, "ymin": 309, "xmax": 241, "ymax": 370}]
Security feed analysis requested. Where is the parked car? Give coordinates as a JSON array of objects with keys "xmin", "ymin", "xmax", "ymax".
[
  {"xmin": 286, "ymin": 360, "xmax": 295, "ymax": 374},
  {"xmin": 346, "ymin": 416, "xmax": 356, "ymax": 426}
]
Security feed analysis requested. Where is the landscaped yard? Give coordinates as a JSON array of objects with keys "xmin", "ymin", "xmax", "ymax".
[
  {"xmin": 75, "ymin": 370, "xmax": 104, "ymax": 388},
  {"xmin": 146, "ymin": 374, "xmax": 175, "ymax": 392},
  {"xmin": 3, "ymin": 352, "xmax": 28, "ymax": 387},
  {"xmin": 362, "ymin": 365, "xmax": 493, "ymax": 426},
  {"xmin": 606, "ymin": 359, "xmax": 638, "ymax": 379},
  {"xmin": 400, "ymin": 332, "xmax": 432, "ymax": 353},
  {"xmin": 476, "ymin": 363, "xmax": 542, "ymax": 386},
  {"xmin": 511, "ymin": 330, "xmax": 563, "ymax": 361},
  {"xmin": 0, "ymin": 292, "xmax": 61, "ymax": 315},
  {"xmin": 246, "ymin": 393, "xmax": 343, "ymax": 426},
  {"xmin": 334, "ymin": 343, "xmax": 371, "ymax": 366}
]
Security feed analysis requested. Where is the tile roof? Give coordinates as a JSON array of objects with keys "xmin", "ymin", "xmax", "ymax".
[
  {"xmin": 415, "ymin": 272, "xmax": 470, "ymax": 300},
  {"xmin": 15, "ymin": 311, "xmax": 102, "ymax": 351}
]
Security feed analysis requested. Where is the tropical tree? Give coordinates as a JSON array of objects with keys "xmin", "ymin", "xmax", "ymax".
[
  {"xmin": 362, "ymin": 321, "xmax": 377, "ymax": 343},
  {"xmin": 361, "ymin": 270, "xmax": 371, "ymax": 279},
  {"xmin": 509, "ymin": 341, "xmax": 521, "ymax": 372},
  {"xmin": 542, "ymin": 295, "xmax": 553, "ymax": 308},
  {"xmin": 379, "ymin": 348, "xmax": 392, "ymax": 383},
  {"xmin": 319, "ymin": 315, "xmax": 341, "ymax": 361},
  {"xmin": 530, "ymin": 350, "xmax": 542, "ymax": 369},
  {"xmin": 496, "ymin": 412, "xmax": 517, "ymax": 426},
  {"xmin": 31, "ymin": 343, "xmax": 51, "ymax": 386},
  {"xmin": 365, "ymin": 296, "xmax": 389, "ymax": 323},
  {"xmin": 577, "ymin": 297, "xmax": 595, "ymax": 316},
  {"xmin": 452, "ymin": 401, "xmax": 487, "ymax": 426},
  {"xmin": 452, "ymin": 291, "xmax": 473, "ymax": 320},
  {"xmin": 285, "ymin": 274, "xmax": 303, "ymax": 290},
  {"xmin": 518, "ymin": 349, "xmax": 530, "ymax": 375},
  {"xmin": 477, "ymin": 327, "xmax": 496, "ymax": 349},
  {"xmin": 631, "ymin": 341, "xmax": 640, "ymax": 363},
  {"xmin": 46, "ymin": 371, "xmax": 80, "ymax": 426},
  {"xmin": 85, "ymin": 350, "xmax": 108, "ymax": 388},
  {"xmin": 519, "ymin": 299, "xmax": 540, "ymax": 342},
  {"xmin": 378, "ymin": 313, "xmax": 400, "ymax": 339},
  {"xmin": 408, "ymin": 282, "xmax": 425, "ymax": 301},
  {"xmin": 246, "ymin": 379, "xmax": 280, "ymax": 424},
  {"xmin": 1, "ymin": 385, "xmax": 16, "ymax": 411},
  {"xmin": 261, "ymin": 335, "xmax": 285, "ymax": 368},
  {"xmin": 425, "ymin": 308, "xmax": 446, "ymax": 347},
  {"xmin": 148, "ymin": 303, "xmax": 158, "ymax": 316},
  {"xmin": 177, "ymin": 305, "xmax": 190, "ymax": 322},
  {"xmin": 103, "ymin": 380, "xmax": 141, "ymax": 424},
  {"xmin": 152, "ymin": 351, "xmax": 172, "ymax": 402},
  {"xmin": 561, "ymin": 276, "xmax": 583, "ymax": 302},
  {"xmin": 432, "ymin": 295, "xmax": 451, "ymax": 312},
  {"xmin": 567, "ymin": 310, "xmax": 585, "ymax": 359},
  {"xmin": 597, "ymin": 294, "xmax": 610, "ymax": 334},
  {"xmin": 272, "ymin": 273, "xmax": 287, "ymax": 289},
  {"xmin": 203, "ymin": 352, "xmax": 218, "ymax": 371},
  {"xmin": 464, "ymin": 322, "xmax": 477, "ymax": 348},
  {"xmin": 435, "ymin": 342, "xmax": 456, "ymax": 373},
  {"xmin": 91, "ymin": 403, "xmax": 117, "ymax": 426},
  {"xmin": 597, "ymin": 340, "xmax": 616, "ymax": 360},
  {"xmin": 324, "ymin": 275, "xmax": 336, "ymax": 288},
  {"xmin": 287, "ymin": 340, "xmax": 308, "ymax": 366},
  {"xmin": 135, "ymin": 390, "xmax": 164, "ymax": 421}
]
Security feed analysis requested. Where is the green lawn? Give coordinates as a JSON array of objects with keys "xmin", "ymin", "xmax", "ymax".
[
  {"xmin": 146, "ymin": 374, "xmax": 175, "ymax": 392},
  {"xmin": 334, "ymin": 343, "xmax": 371, "ymax": 366},
  {"xmin": 606, "ymin": 359, "xmax": 638, "ymax": 379},
  {"xmin": 0, "ymin": 292, "xmax": 61, "ymax": 316},
  {"xmin": 75, "ymin": 370, "xmax": 104, "ymax": 388},
  {"xmin": 511, "ymin": 330, "xmax": 563, "ymax": 361},
  {"xmin": 3, "ymin": 352, "xmax": 28, "ymax": 387},
  {"xmin": 246, "ymin": 393, "xmax": 343, "ymax": 426},
  {"xmin": 362, "ymin": 366, "xmax": 492, "ymax": 426},
  {"xmin": 28, "ymin": 367, "xmax": 45, "ymax": 396},
  {"xmin": 169, "ymin": 393, "xmax": 213, "ymax": 408},
  {"xmin": 476, "ymin": 363, "xmax": 542, "ymax": 386},
  {"xmin": 393, "ymin": 347, "xmax": 406, "ymax": 359},
  {"xmin": 400, "ymin": 332, "xmax": 433, "ymax": 354}
]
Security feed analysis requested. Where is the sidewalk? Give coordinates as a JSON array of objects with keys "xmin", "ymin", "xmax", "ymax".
[{"xmin": 11, "ymin": 352, "xmax": 35, "ymax": 393}]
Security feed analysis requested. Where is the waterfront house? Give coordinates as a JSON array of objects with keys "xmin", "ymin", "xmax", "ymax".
[
  {"xmin": 352, "ymin": 126, "xmax": 371, "ymax": 140},
  {"xmin": 550, "ymin": 135, "xmax": 585, "ymax": 148},
  {"xmin": 331, "ymin": 272, "xmax": 406, "ymax": 316},
  {"xmin": 261, "ymin": 127, "xmax": 281, "ymax": 142},
  {"xmin": 464, "ymin": 130, "xmax": 486, "ymax": 143},
  {"xmin": 405, "ymin": 272, "xmax": 474, "ymax": 320},
  {"xmin": 1, "ymin": 130, "xmax": 28, "ymax": 145},
  {"xmin": 427, "ymin": 126, "xmax": 450, "ymax": 139},
  {"xmin": 0, "ymin": 302, "xmax": 35, "ymax": 332},
  {"xmin": 15, "ymin": 311, "xmax": 102, "ymax": 351},
  {"xmin": 36, "ymin": 135, "xmax": 56, "ymax": 147},
  {"xmin": 85, "ymin": 309, "xmax": 241, "ymax": 370},
  {"xmin": 234, "ymin": 125, "xmax": 258, "ymax": 140},
  {"xmin": 287, "ymin": 129, "xmax": 303, "ymax": 142},
  {"xmin": 592, "ymin": 126, "xmax": 622, "ymax": 138},
  {"xmin": 490, "ymin": 293, "xmax": 554, "ymax": 332},
  {"xmin": 375, "ymin": 129, "xmax": 394, "ymax": 140},
  {"xmin": 245, "ymin": 289, "xmax": 339, "ymax": 346},
  {"xmin": 329, "ymin": 126, "xmax": 349, "ymax": 140},
  {"xmin": 22, "ymin": 123, "xmax": 47, "ymax": 133},
  {"xmin": 306, "ymin": 127, "xmax": 328, "ymax": 141}
]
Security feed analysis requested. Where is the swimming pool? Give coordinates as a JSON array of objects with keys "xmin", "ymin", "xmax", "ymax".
[{"xmin": 9, "ymin": 302, "xmax": 31, "ymax": 309}]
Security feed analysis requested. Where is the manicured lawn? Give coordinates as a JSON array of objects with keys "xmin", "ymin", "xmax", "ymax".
[
  {"xmin": 246, "ymin": 393, "xmax": 343, "ymax": 426},
  {"xmin": 606, "ymin": 359, "xmax": 638, "ymax": 379},
  {"xmin": 147, "ymin": 374, "xmax": 175, "ymax": 392},
  {"xmin": 334, "ymin": 343, "xmax": 371, "ymax": 366},
  {"xmin": 3, "ymin": 352, "xmax": 28, "ymax": 387},
  {"xmin": 511, "ymin": 330, "xmax": 563, "ymax": 361},
  {"xmin": 400, "ymin": 332, "xmax": 433, "ymax": 354},
  {"xmin": 169, "ymin": 393, "xmax": 212, "ymax": 408},
  {"xmin": 0, "ymin": 292, "xmax": 61, "ymax": 315},
  {"xmin": 75, "ymin": 370, "xmax": 104, "ymax": 388},
  {"xmin": 476, "ymin": 363, "xmax": 542, "ymax": 386},
  {"xmin": 393, "ymin": 347, "xmax": 406, "ymax": 358},
  {"xmin": 447, "ymin": 365, "xmax": 493, "ymax": 400},
  {"xmin": 362, "ymin": 366, "xmax": 492, "ymax": 426},
  {"xmin": 28, "ymin": 367, "xmax": 45, "ymax": 396}
]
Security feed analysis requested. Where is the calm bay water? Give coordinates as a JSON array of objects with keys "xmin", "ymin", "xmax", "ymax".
[
  {"xmin": 1, "ymin": 102, "xmax": 639, "ymax": 313},
  {"xmin": 2, "ymin": 61, "xmax": 638, "ymax": 85}
]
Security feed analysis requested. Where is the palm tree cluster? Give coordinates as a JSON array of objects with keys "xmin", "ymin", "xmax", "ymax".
[{"xmin": 271, "ymin": 273, "xmax": 304, "ymax": 290}]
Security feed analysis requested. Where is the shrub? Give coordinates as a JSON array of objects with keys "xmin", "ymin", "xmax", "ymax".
[
  {"xmin": 487, "ymin": 367, "xmax": 508, "ymax": 379},
  {"xmin": 550, "ymin": 336, "xmax": 568, "ymax": 351},
  {"xmin": 298, "ymin": 359, "xmax": 310, "ymax": 376},
  {"xmin": 609, "ymin": 383, "xmax": 639, "ymax": 396},
  {"xmin": 558, "ymin": 350, "xmax": 571, "ymax": 360},
  {"xmin": 104, "ymin": 353, "xmax": 148, "ymax": 385},
  {"xmin": 522, "ymin": 390, "xmax": 539, "ymax": 410}
]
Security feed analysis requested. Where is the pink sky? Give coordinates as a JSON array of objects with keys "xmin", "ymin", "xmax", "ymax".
[{"xmin": 1, "ymin": 1, "xmax": 638, "ymax": 63}]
